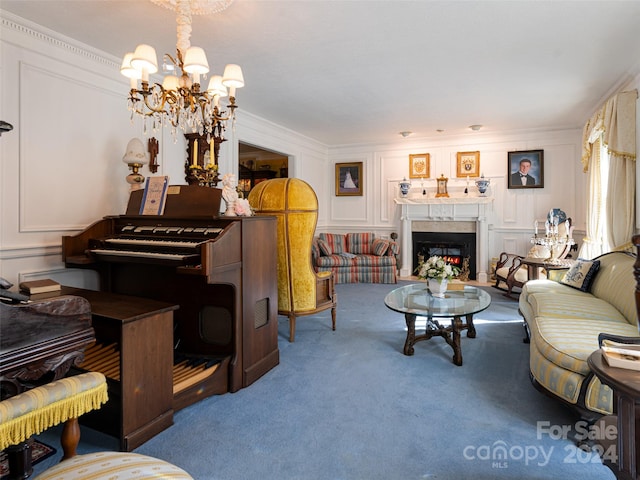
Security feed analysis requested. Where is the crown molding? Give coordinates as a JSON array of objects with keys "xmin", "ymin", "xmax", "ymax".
[{"xmin": 1, "ymin": 10, "xmax": 120, "ymax": 70}]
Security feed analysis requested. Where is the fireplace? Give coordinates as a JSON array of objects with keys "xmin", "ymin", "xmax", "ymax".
[
  {"xmin": 394, "ymin": 195, "xmax": 492, "ymax": 282},
  {"xmin": 413, "ymin": 232, "xmax": 476, "ymax": 280}
]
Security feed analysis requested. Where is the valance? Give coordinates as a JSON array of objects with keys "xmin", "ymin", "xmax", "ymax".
[{"xmin": 581, "ymin": 89, "xmax": 637, "ymax": 172}]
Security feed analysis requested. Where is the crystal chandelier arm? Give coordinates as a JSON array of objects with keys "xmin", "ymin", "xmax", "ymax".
[{"xmin": 132, "ymin": 83, "xmax": 170, "ymax": 115}]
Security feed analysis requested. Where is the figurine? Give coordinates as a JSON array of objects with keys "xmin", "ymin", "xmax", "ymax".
[{"xmin": 222, "ymin": 173, "xmax": 239, "ymax": 216}]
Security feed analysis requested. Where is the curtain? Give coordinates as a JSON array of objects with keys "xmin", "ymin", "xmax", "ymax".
[
  {"xmin": 580, "ymin": 89, "xmax": 637, "ymax": 257},
  {"xmin": 579, "ymin": 137, "xmax": 604, "ymax": 259},
  {"xmin": 604, "ymin": 90, "xmax": 637, "ymax": 250}
]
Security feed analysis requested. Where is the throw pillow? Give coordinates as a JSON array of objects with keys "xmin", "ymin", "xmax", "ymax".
[
  {"xmin": 319, "ymin": 233, "xmax": 347, "ymax": 254},
  {"xmin": 372, "ymin": 238, "xmax": 390, "ymax": 256},
  {"xmin": 317, "ymin": 238, "xmax": 332, "ymax": 256},
  {"xmin": 347, "ymin": 233, "xmax": 375, "ymax": 254},
  {"xmin": 560, "ymin": 259, "xmax": 601, "ymax": 292}
]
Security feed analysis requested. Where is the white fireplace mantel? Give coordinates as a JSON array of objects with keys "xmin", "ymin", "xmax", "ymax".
[{"xmin": 395, "ymin": 196, "xmax": 494, "ymax": 282}]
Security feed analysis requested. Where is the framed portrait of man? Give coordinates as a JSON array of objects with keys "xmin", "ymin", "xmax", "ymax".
[{"xmin": 507, "ymin": 150, "xmax": 544, "ymax": 189}]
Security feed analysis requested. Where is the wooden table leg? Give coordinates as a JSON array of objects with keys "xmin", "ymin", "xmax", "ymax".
[
  {"xmin": 403, "ymin": 313, "xmax": 416, "ymax": 356},
  {"xmin": 466, "ymin": 314, "xmax": 476, "ymax": 338},
  {"xmin": 451, "ymin": 316, "xmax": 463, "ymax": 366}
]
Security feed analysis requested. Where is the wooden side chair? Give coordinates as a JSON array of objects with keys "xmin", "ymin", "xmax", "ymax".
[
  {"xmin": 495, "ymin": 216, "xmax": 575, "ymax": 297},
  {"xmin": 249, "ymin": 178, "xmax": 337, "ymax": 342}
]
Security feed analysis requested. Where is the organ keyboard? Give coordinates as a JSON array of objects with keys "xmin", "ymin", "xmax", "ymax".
[{"xmin": 62, "ymin": 184, "xmax": 279, "ymax": 450}]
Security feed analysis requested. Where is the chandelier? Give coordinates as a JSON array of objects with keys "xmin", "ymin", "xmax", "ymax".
[{"xmin": 120, "ymin": 0, "xmax": 243, "ymax": 140}]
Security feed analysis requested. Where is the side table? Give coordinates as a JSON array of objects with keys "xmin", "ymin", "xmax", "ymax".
[
  {"xmin": 520, "ymin": 257, "xmax": 574, "ymax": 281},
  {"xmin": 588, "ymin": 349, "xmax": 640, "ymax": 480}
]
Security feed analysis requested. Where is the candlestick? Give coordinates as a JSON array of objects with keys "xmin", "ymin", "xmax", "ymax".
[
  {"xmin": 534, "ymin": 220, "xmax": 538, "ymax": 236},
  {"xmin": 210, "ymin": 138, "xmax": 215, "ymax": 166},
  {"xmin": 192, "ymin": 139, "xmax": 198, "ymax": 167}
]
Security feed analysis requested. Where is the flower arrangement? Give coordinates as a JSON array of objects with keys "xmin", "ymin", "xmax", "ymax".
[
  {"xmin": 234, "ymin": 197, "xmax": 253, "ymax": 216},
  {"xmin": 416, "ymin": 255, "xmax": 460, "ymax": 281}
]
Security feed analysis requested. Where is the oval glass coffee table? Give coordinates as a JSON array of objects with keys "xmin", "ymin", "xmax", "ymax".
[{"xmin": 384, "ymin": 284, "xmax": 491, "ymax": 366}]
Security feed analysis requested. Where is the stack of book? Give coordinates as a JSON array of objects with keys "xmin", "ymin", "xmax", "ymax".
[
  {"xmin": 601, "ymin": 339, "xmax": 640, "ymax": 371},
  {"xmin": 447, "ymin": 279, "xmax": 466, "ymax": 291},
  {"xmin": 19, "ymin": 279, "xmax": 61, "ymax": 295}
]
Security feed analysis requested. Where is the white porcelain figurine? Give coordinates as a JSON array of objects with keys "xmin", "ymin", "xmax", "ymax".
[{"xmin": 222, "ymin": 173, "xmax": 239, "ymax": 216}]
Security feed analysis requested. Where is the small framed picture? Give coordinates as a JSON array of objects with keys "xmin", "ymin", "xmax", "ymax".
[
  {"xmin": 456, "ymin": 151, "xmax": 480, "ymax": 177},
  {"xmin": 508, "ymin": 150, "xmax": 544, "ymax": 189},
  {"xmin": 335, "ymin": 162, "xmax": 363, "ymax": 196},
  {"xmin": 409, "ymin": 153, "xmax": 430, "ymax": 179}
]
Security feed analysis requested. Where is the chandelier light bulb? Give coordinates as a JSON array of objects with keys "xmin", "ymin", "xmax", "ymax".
[
  {"xmin": 131, "ymin": 44, "xmax": 158, "ymax": 74},
  {"xmin": 222, "ymin": 64, "xmax": 245, "ymax": 97},
  {"xmin": 183, "ymin": 46, "xmax": 210, "ymax": 74},
  {"xmin": 207, "ymin": 75, "xmax": 228, "ymax": 97},
  {"xmin": 162, "ymin": 75, "xmax": 180, "ymax": 91},
  {"xmin": 120, "ymin": 53, "xmax": 141, "ymax": 79}
]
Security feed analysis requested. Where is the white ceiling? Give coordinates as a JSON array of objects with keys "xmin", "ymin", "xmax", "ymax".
[{"xmin": 2, "ymin": 0, "xmax": 640, "ymax": 146}]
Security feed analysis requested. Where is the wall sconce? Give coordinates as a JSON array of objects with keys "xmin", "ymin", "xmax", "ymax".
[
  {"xmin": 148, "ymin": 137, "xmax": 159, "ymax": 173},
  {"xmin": 122, "ymin": 138, "xmax": 148, "ymax": 190}
]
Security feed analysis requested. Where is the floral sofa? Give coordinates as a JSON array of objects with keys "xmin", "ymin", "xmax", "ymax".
[
  {"xmin": 519, "ymin": 250, "xmax": 638, "ymax": 420},
  {"xmin": 312, "ymin": 232, "xmax": 399, "ymax": 284}
]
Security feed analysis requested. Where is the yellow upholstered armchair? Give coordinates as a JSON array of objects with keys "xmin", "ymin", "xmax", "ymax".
[{"xmin": 249, "ymin": 178, "xmax": 337, "ymax": 342}]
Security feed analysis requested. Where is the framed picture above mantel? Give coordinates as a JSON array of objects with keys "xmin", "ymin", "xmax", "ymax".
[
  {"xmin": 456, "ymin": 151, "xmax": 480, "ymax": 177},
  {"xmin": 409, "ymin": 153, "xmax": 430, "ymax": 179},
  {"xmin": 508, "ymin": 150, "xmax": 544, "ymax": 189}
]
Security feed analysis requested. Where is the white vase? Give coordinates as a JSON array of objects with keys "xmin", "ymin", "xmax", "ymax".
[{"xmin": 428, "ymin": 278, "xmax": 448, "ymax": 298}]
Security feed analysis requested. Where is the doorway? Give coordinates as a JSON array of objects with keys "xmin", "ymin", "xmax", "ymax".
[{"xmin": 238, "ymin": 143, "xmax": 289, "ymax": 198}]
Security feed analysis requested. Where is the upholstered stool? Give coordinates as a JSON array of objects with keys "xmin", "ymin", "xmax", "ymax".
[
  {"xmin": 0, "ymin": 372, "xmax": 108, "ymax": 456},
  {"xmin": 0, "ymin": 371, "xmax": 108, "ymax": 478},
  {"xmin": 33, "ymin": 451, "xmax": 194, "ymax": 479}
]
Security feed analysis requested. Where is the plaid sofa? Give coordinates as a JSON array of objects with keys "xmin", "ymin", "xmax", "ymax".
[
  {"xmin": 312, "ymin": 233, "xmax": 399, "ymax": 284},
  {"xmin": 519, "ymin": 251, "xmax": 637, "ymax": 419}
]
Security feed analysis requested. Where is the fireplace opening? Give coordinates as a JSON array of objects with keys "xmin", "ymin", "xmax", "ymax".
[{"xmin": 412, "ymin": 232, "xmax": 476, "ymax": 280}]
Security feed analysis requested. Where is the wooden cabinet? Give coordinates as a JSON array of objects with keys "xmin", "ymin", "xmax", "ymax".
[{"xmin": 61, "ymin": 287, "xmax": 178, "ymax": 452}]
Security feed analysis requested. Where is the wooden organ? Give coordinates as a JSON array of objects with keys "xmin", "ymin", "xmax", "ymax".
[{"xmin": 61, "ymin": 185, "xmax": 279, "ymax": 449}]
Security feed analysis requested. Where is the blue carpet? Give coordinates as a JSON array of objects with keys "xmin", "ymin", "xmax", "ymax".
[{"xmin": 34, "ymin": 282, "xmax": 615, "ymax": 479}]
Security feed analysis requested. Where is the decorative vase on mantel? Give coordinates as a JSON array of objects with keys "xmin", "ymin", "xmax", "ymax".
[
  {"xmin": 399, "ymin": 178, "xmax": 411, "ymax": 197},
  {"xmin": 475, "ymin": 175, "xmax": 490, "ymax": 196},
  {"xmin": 428, "ymin": 278, "xmax": 448, "ymax": 298}
]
